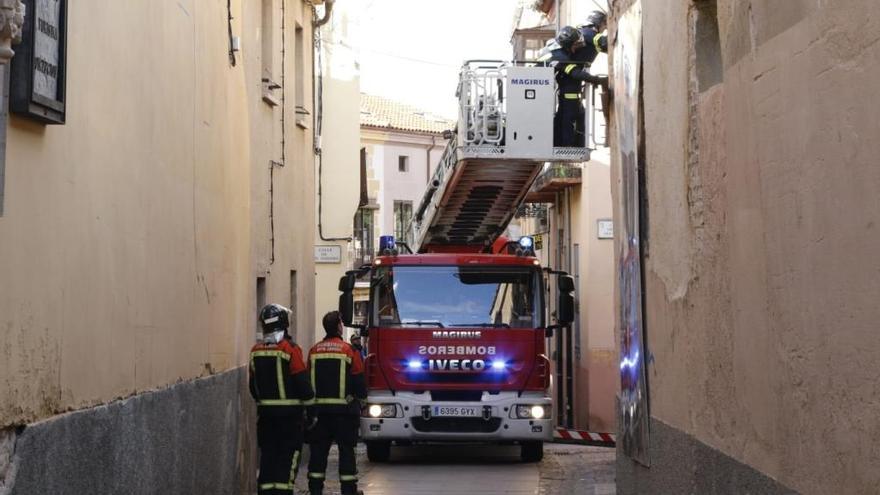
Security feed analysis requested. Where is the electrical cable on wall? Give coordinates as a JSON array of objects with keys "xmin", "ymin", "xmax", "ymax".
[
  {"xmin": 325, "ymin": 40, "xmax": 459, "ymax": 68},
  {"xmin": 269, "ymin": 0, "xmax": 289, "ymax": 265},
  {"xmin": 227, "ymin": 0, "xmax": 236, "ymax": 66}
]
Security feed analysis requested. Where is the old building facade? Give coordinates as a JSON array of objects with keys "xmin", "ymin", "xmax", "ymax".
[
  {"xmin": 357, "ymin": 94, "xmax": 451, "ymax": 256},
  {"xmin": 610, "ymin": 1, "xmax": 880, "ymax": 494},
  {"xmin": 0, "ymin": 1, "xmax": 326, "ymax": 492}
]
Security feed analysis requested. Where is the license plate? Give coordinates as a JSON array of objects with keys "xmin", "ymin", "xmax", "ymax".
[{"xmin": 433, "ymin": 406, "xmax": 480, "ymax": 417}]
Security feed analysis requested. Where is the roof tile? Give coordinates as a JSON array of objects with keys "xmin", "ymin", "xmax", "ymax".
[{"xmin": 360, "ymin": 94, "xmax": 454, "ymax": 135}]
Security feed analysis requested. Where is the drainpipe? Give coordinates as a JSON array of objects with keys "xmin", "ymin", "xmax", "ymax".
[
  {"xmin": 313, "ymin": 0, "xmax": 335, "ymax": 28},
  {"xmin": 425, "ymin": 134, "xmax": 437, "ymax": 184}
]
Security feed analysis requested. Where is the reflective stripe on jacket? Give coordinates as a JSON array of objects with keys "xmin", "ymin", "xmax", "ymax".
[
  {"xmin": 307, "ymin": 336, "xmax": 366, "ymax": 415},
  {"xmin": 249, "ymin": 339, "xmax": 314, "ymax": 416}
]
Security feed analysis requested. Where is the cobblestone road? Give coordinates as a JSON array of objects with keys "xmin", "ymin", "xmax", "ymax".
[{"xmin": 294, "ymin": 443, "xmax": 615, "ymax": 494}]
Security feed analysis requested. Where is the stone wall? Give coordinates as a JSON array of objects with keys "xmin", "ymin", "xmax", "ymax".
[{"xmin": 4, "ymin": 369, "xmax": 255, "ymax": 495}]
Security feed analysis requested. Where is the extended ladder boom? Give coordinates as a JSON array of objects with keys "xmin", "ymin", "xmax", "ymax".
[{"xmin": 411, "ymin": 61, "xmax": 591, "ymax": 252}]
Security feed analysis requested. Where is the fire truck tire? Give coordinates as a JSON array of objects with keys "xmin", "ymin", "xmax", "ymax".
[
  {"xmin": 520, "ymin": 441, "xmax": 544, "ymax": 462},
  {"xmin": 366, "ymin": 440, "xmax": 392, "ymax": 462}
]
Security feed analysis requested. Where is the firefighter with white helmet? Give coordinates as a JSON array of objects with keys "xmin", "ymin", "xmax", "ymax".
[{"xmin": 250, "ymin": 304, "xmax": 314, "ymax": 495}]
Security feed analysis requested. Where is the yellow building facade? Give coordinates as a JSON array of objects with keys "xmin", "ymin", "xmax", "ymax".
[{"xmin": 0, "ymin": 1, "xmax": 325, "ymax": 491}]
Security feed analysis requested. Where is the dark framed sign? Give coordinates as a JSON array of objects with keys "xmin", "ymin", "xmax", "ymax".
[{"xmin": 10, "ymin": 0, "xmax": 67, "ymax": 124}]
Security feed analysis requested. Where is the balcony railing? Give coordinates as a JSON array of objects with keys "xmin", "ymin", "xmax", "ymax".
[{"xmin": 525, "ymin": 164, "xmax": 581, "ymax": 203}]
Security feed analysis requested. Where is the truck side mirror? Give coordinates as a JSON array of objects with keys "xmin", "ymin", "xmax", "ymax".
[
  {"xmin": 339, "ymin": 292, "xmax": 354, "ymax": 326},
  {"xmin": 557, "ymin": 293, "xmax": 575, "ymax": 325},
  {"xmin": 558, "ymin": 274, "xmax": 575, "ymax": 293},
  {"xmin": 338, "ymin": 273, "xmax": 356, "ymax": 291},
  {"xmin": 338, "ymin": 273, "xmax": 357, "ymax": 326},
  {"xmin": 557, "ymin": 275, "xmax": 575, "ymax": 325}
]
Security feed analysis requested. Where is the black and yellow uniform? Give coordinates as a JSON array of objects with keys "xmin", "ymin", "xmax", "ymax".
[
  {"xmin": 306, "ymin": 335, "xmax": 367, "ymax": 495},
  {"xmin": 574, "ymin": 25, "xmax": 608, "ymax": 66},
  {"xmin": 550, "ymin": 47, "xmax": 596, "ymax": 147},
  {"xmin": 574, "ymin": 25, "xmax": 610, "ymax": 126},
  {"xmin": 541, "ymin": 25, "xmax": 608, "ymax": 147},
  {"xmin": 249, "ymin": 338, "xmax": 314, "ymax": 495}
]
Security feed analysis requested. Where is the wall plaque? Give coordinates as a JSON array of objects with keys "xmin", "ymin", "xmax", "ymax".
[
  {"xmin": 10, "ymin": 0, "xmax": 67, "ymax": 124},
  {"xmin": 597, "ymin": 219, "xmax": 614, "ymax": 239},
  {"xmin": 314, "ymin": 245, "xmax": 342, "ymax": 264}
]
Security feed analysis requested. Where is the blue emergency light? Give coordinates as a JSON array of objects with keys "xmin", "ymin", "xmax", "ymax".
[
  {"xmin": 379, "ymin": 235, "xmax": 396, "ymax": 252},
  {"xmin": 518, "ymin": 236, "xmax": 534, "ymax": 250},
  {"xmin": 407, "ymin": 359, "xmax": 423, "ymax": 370},
  {"xmin": 490, "ymin": 360, "xmax": 507, "ymax": 371}
]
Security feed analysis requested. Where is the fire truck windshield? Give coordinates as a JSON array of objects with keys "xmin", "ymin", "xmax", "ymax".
[{"xmin": 371, "ymin": 266, "xmax": 542, "ymax": 328}]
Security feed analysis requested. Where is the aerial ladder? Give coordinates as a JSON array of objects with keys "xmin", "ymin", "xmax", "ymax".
[{"xmin": 410, "ymin": 61, "xmax": 591, "ymax": 253}]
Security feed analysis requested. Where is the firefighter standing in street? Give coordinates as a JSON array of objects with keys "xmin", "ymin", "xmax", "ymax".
[
  {"xmin": 250, "ymin": 304, "xmax": 314, "ymax": 495},
  {"xmin": 307, "ymin": 311, "xmax": 367, "ymax": 495},
  {"xmin": 350, "ymin": 333, "xmax": 366, "ymax": 359}
]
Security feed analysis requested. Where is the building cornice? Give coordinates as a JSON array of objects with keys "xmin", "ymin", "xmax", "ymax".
[{"xmin": 360, "ymin": 127, "xmax": 448, "ymax": 147}]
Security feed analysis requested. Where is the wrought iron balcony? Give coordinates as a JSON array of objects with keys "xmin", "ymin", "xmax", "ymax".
[{"xmin": 525, "ymin": 163, "xmax": 582, "ymax": 202}]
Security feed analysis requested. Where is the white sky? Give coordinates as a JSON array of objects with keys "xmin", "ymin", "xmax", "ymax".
[{"xmin": 346, "ymin": 0, "xmax": 523, "ymax": 119}]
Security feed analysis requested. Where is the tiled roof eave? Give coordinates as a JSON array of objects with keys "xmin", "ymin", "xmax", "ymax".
[{"xmin": 360, "ymin": 124, "xmax": 449, "ymax": 136}]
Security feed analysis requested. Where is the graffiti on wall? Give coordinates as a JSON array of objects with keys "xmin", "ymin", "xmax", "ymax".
[{"xmin": 613, "ymin": 0, "xmax": 650, "ymax": 466}]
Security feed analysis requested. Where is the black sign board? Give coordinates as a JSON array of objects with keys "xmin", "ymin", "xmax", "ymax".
[{"xmin": 10, "ymin": 0, "xmax": 67, "ymax": 124}]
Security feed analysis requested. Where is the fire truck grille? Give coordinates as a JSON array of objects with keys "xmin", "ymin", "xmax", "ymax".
[
  {"xmin": 429, "ymin": 390, "xmax": 483, "ymax": 402},
  {"xmin": 409, "ymin": 372, "xmax": 508, "ymax": 385},
  {"xmin": 411, "ymin": 417, "xmax": 502, "ymax": 434}
]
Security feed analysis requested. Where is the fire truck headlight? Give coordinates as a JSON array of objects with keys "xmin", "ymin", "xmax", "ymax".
[
  {"xmin": 366, "ymin": 404, "xmax": 397, "ymax": 418},
  {"xmin": 513, "ymin": 404, "xmax": 548, "ymax": 419}
]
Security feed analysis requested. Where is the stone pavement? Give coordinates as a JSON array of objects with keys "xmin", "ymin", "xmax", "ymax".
[{"xmin": 293, "ymin": 442, "xmax": 615, "ymax": 494}]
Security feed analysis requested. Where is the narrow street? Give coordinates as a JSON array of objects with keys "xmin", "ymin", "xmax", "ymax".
[
  {"xmin": 296, "ymin": 443, "xmax": 616, "ymax": 495},
  {"xmin": 1, "ymin": 0, "xmax": 877, "ymax": 493}
]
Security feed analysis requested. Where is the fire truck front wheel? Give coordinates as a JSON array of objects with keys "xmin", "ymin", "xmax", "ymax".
[
  {"xmin": 520, "ymin": 441, "xmax": 544, "ymax": 462},
  {"xmin": 366, "ymin": 440, "xmax": 392, "ymax": 462}
]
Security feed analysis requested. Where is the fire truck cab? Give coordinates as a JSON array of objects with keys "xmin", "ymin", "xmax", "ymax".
[{"xmin": 339, "ymin": 244, "xmax": 575, "ymax": 463}]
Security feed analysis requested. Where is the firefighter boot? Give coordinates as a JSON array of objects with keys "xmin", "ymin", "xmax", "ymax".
[
  {"xmin": 307, "ymin": 475, "xmax": 324, "ymax": 495},
  {"xmin": 340, "ymin": 480, "xmax": 363, "ymax": 495},
  {"xmin": 307, "ymin": 481, "xmax": 323, "ymax": 495}
]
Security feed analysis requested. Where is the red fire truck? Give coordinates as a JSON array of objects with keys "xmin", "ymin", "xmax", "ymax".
[{"xmin": 337, "ymin": 61, "xmax": 590, "ymax": 462}]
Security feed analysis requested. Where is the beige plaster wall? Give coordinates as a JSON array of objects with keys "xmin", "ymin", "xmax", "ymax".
[
  {"xmin": 0, "ymin": 0, "xmax": 317, "ymax": 427},
  {"xmin": 515, "ymin": 163, "xmax": 616, "ymax": 433},
  {"xmin": 245, "ymin": 0, "xmax": 317, "ymax": 350},
  {"xmin": 314, "ymin": 5, "xmax": 362, "ymax": 345},
  {"xmin": 574, "ymin": 153, "xmax": 617, "ymax": 432},
  {"xmin": 627, "ymin": 1, "xmax": 880, "ymax": 492}
]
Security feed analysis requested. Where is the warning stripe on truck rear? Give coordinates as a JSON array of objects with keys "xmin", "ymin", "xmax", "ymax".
[{"xmin": 553, "ymin": 427, "xmax": 616, "ymax": 447}]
